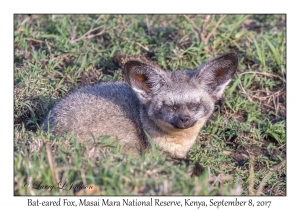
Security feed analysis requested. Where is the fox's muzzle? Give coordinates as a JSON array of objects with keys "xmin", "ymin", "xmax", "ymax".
[{"xmin": 172, "ymin": 115, "xmax": 196, "ymax": 129}]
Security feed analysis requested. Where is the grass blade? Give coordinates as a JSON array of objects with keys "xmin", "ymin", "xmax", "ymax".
[{"xmin": 264, "ymin": 37, "xmax": 281, "ymax": 66}]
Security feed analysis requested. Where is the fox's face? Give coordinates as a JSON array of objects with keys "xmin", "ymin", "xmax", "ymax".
[
  {"xmin": 147, "ymin": 71, "xmax": 215, "ymax": 130},
  {"xmin": 123, "ymin": 53, "xmax": 238, "ymax": 132}
]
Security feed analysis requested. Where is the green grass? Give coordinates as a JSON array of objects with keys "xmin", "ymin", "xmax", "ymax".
[{"xmin": 14, "ymin": 14, "xmax": 286, "ymax": 196}]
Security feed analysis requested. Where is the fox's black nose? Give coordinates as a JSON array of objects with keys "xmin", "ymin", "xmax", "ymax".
[
  {"xmin": 173, "ymin": 115, "xmax": 193, "ymax": 129},
  {"xmin": 179, "ymin": 116, "xmax": 190, "ymax": 123}
]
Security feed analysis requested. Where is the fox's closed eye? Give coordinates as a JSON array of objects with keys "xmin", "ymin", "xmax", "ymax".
[
  {"xmin": 188, "ymin": 102, "xmax": 200, "ymax": 111},
  {"xmin": 166, "ymin": 105, "xmax": 178, "ymax": 112}
]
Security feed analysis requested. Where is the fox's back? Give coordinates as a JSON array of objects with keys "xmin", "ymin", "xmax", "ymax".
[{"xmin": 43, "ymin": 82, "xmax": 144, "ymax": 153}]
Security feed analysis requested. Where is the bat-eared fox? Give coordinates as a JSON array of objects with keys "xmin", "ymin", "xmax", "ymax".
[{"xmin": 43, "ymin": 52, "xmax": 238, "ymax": 158}]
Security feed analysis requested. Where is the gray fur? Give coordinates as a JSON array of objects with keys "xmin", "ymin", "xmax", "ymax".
[{"xmin": 43, "ymin": 52, "xmax": 238, "ymax": 158}]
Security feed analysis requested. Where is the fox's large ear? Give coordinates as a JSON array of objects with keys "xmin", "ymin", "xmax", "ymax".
[
  {"xmin": 123, "ymin": 60, "xmax": 168, "ymax": 104},
  {"xmin": 193, "ymin": 52, "xmax": 238, "ymax": 100}
]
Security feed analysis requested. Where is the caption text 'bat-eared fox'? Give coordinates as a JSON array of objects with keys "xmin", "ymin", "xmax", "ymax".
[{"xmin": 43, "ymin": 52, "xmax": 238, "ymax": 158}]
